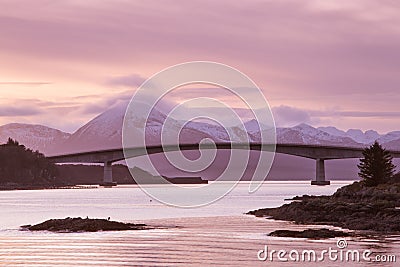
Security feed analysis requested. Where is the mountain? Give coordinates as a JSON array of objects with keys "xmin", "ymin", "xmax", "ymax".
[
  {"xmin": 4, "ymin": 103, "xmax": 400, "ymax": 156},
  {"xmin": 278, "ymin": 124, "xmax": 362, "ymax": 146},
  {"xmin": 318, "ymin": 126, "xmax": 381, "ymax": 144},
  {"xmin": 381, "ymin": 137, "xmax": 400, "ymax": 151},
  {"xmin": 47, "ymin": 102, "xmax": 400, "ymax": 155},
  {"xmin": 49, "ymin": 104, "xmax": 127, "ymax": 154},
  {"xmin": 377, "ymin": 131, "xmax": 400, "ymax": 145},
  {"xmin": 318, "ymin": 126, "xmax": 400, "ymax": 150},
  {"xmin": 53, "ymin": 105, "xmax": 363, "ymax": 156},
  {"xmin": 49, "ymin": 103, "xmax": 223, "ymax": 155},
  {"xmin": 2, "ymin": 102, "xmax": 400, "ymax": 181},
  {"xmin": 0, "ymin": 123, "xmax": 70, "ymax": 154}
]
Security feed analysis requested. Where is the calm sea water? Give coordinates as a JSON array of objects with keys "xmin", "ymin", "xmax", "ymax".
[
  {"xmin": 0, "ymin": 181, "xmax": 347, "ymax": 229},
  {"xmin": 0, "ymin": 181, "xmax": 398, "ymax": 266}
]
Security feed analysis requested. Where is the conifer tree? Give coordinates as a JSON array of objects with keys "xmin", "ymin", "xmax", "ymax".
[{"xmin": 358, "ymin": 141, "xmax": 395, "ymax": 186}]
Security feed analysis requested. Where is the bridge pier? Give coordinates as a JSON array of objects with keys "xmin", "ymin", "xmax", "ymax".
[
  {"xmin": 100, "ymin": 161, "xmax": 117, "ymax": 187},
  {"xmin": 311, "ymin": 159, "xmax": 330, "ymax": 186}
]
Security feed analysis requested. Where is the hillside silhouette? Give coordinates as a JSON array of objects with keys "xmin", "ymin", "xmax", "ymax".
[
  {"xmin": 0, "ymin": 138, "xmax": 58, "ymax": 185},
  {"xmin": 0, "ymin": 138, "xmax": 135, "ymax": 188}
]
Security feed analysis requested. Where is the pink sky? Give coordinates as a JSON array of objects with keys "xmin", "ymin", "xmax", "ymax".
[{"xmin": 0, "ymin": 0, "xmax": 399, "ymax": 133}]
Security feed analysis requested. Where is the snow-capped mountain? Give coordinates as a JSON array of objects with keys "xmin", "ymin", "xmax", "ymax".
[
  {"xmin": 49, "ymin": 104, "xmax": 127, "ymax": 154},
  {"xmin": 183, "ymin": 121, "xmax": 230, "ymax": 142},
  {"xmin": 50, "ymin": 102, "xmax": 223, "ymax": 154},
  {"xmin": 277, "ymin": 123, "xmax": 362, "ymax": 146},
  {"xmin": 377, "ymin": 131, "xmax": 400, "ymax": 145},
  {"xmin": 3, "ymin": 102, "xmax": 400, "ymax": 156},
  {"xmin": 55, "ymin": 102, "xmax": 281, "ymax": 155},
  {"xmin": 50, "ymin": 102, "xmax": 369, "ymax": 155},
  {"xmin": 0, "ymin": 123, "xmax": 71, "ymax": 154},
  {"xmin": 318, "ymin": 126, "xmax": 381, "ymax": 144},
  {"xmin": 244, "ymin": 119, "xmax": 270, "ymax": 135},
  {"xmin": 318, "ymin": 126, "xmax": 400, "ymax": 149}
]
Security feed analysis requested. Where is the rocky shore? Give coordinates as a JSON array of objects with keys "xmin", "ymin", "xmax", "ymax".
[
  {"xmin": 21, "ymin": 217, "xmax": 150, "ymax": 232},
  {"xmin": 248, "ymin": 180, "xmax": 400, "ymax": 234}
]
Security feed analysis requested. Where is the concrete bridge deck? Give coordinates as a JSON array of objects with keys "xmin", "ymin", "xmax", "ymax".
[{"xmin": 48, "ymin": 143, "xmax": 400, "ymax": 186}]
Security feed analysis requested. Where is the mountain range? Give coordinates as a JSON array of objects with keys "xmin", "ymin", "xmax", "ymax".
[
  {"xmin": 0, "ymin": 123, "xmax": 71, "ymax": 153},
  {"xmin": 2, "ymin": 102, "xmax": 396, "ymax": 155},
  {"xmin": 1, "ymin": 102, "xmax": 399, "ymax": 180}
]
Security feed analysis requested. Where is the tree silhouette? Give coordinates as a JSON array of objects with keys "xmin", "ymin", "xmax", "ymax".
[
  {"xmin": 0, "ymin": 138, "xmax": 58, "ymax": 185},
  {"xmin": 358, "ymin": 141, "xmax": 396, "ymax": 187}
]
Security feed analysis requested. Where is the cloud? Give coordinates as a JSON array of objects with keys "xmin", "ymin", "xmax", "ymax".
[
  {"xmin": 0, "ymin": 82, "xmax": 51, "ymax": 86},
  {"xmin": 272, "ymin": 105, "xmax": 312, "ymax": 127},
  {"xmin": 78, "ymin": 90, "xmax": 133, "ymax": 115},
  {"xmin": 14, "ymin": 98, "xmax": 77, "ymax": 108},
  {"xmin": 270, "ymin": 105, "xmax": 400, "ymax": 133},
  {"xmin": 106, "ymin": 74, "xmax": 146, "ymax": 88},
  {"xmin": 272, "ymin": 105, "xmax": 400, "ymax": 127},
  {"xmin": 309, "ymin": 109, "xmax": 400, "ymax": 118},
  {"xmin": 0, "ymin": 106, "xmax": 42, "ymax": 117},
  {"xmin": 0, "ymin": 0, "xmax": 400, "ymax": 132},
  {"xmin": 0, "ymin": 91, "xmax": 136, "ymax": 133},
  {"xmin": 337, "ymin": 111, "xmax": 400, "ymax": 118}
]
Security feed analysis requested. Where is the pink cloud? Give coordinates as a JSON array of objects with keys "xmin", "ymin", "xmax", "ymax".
[{"xmin": 0, "ymin": 0, "xmax": 399, "ymax": 132}]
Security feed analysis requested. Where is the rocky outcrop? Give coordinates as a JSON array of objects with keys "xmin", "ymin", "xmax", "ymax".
[
  {"xmin": 21, "ymin": 217, "xmax": 149, "ymax": 232},
  {"xmin": 268, "ymin": 228, "xmax": 351, "ymax": 239},
  {"xmin": 248, "ymin": 181, "xmax": 400, "ymax": 233}
]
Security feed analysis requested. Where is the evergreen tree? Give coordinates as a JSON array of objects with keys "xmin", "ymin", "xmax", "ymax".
[
  {"xmin": 0, "ymin": 138, "xmax": 58, "ymax": 185},
  {"xmin": 358, "ymin": 141, "xmax": 396, "ymax": 186}
]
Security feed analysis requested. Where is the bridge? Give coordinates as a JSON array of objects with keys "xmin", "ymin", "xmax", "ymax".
[{"xmin": 48, "ymin": 143, "xmax": 400, "ymax": 186}]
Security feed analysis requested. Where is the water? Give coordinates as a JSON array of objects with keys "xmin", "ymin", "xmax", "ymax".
[
  {"xmin": 0, "ymin": 181, "xmax": 398, "ymax": 266},
  {"xmin": 0, "ymin": 181, "xmax": 346, "ymax": 229}
]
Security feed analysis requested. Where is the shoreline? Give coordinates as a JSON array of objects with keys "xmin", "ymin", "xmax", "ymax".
[
  {"xmin": 0, "ymin": 180, "xmax": 354, "ymax": 191},
  {"xmin": 0, "ymin": 184, "xmax": 98, "ymax": 191},
  {"xmin": 248, "ymin": 180, "xmax": 400, "ymax": 234}
]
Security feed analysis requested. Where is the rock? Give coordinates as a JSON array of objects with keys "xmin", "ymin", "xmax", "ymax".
[
  {"xmin": 248, "ymin": 182, "xmax": 400, "ymax": 234},
  {"xmin": 21, "ymin": 217, "xmax": 150, "ymax": 232},
  {"xmin": 268, "ymin": 228, "xmax": 351, "ymax": 239}
]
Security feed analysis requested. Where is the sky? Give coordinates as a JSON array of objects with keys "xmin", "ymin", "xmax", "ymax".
[{"xmin": 0, "ymin": 0, "xmax": 399, "ymax": 133}]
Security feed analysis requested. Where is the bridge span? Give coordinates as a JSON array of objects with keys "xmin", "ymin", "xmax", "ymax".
[{"xmin": 48, "ymin": 143, "xmax": 400, "ymax": 186}]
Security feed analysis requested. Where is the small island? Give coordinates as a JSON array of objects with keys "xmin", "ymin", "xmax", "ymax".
[
  {"xmin": 249, "ymin": 142, "xmax": 400, "ymax": 235},
  {"xmin": 21, "ymin": 217, "xmax": 150, "ymax": 232},
  {"xmin": 269, "ymin": 228, "xmax": 351, "ymax": 239}
]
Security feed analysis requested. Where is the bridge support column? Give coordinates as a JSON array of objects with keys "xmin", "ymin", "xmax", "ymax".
[
  {"xmin": 311, "ymin": 159, "xmax": 330, "ymax": 186},
  {"xmin": 100, "ymin": 161, "xmax": 117, "ymax": 187}
]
